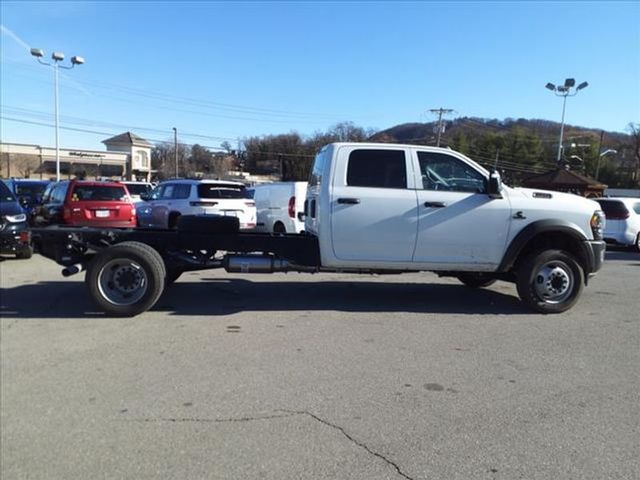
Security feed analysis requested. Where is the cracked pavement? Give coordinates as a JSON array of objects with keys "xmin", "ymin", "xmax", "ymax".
[{"xmin": 1, "ymin": 252, "xmax": 639, "ymax": 479}]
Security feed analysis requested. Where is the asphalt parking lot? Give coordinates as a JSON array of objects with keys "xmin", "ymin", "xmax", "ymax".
[{"xmin": 1, "ymin": 250, "xmax": 639, "ymax": 480}]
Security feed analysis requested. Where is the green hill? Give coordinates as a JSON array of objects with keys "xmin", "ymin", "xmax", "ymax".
[{"xmin": 369, "ymin": 117, "xmax": 637, "ymax": 187}]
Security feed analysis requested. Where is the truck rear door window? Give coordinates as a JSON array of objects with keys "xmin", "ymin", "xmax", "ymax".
[{"xmin": 346, "ymin": 149, "xmax": 407, "ymax": 189}]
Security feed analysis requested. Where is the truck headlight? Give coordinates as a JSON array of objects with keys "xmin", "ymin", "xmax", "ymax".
[
  {"xmin": 3, "ymin": 213, "xmax": 27, "ymax": 223},
  {"xmin": 590, "ymin": 210, "xmax": 605, "ymax": 240}
]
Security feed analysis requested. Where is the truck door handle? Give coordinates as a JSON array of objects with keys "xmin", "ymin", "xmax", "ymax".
[
  {"xmin": 424, "ymin": 201, "xmax": 446, "ymax": 208},
  {"xmin": 337, "ymin": 198, "xmax": 360, "ymax": 204}
]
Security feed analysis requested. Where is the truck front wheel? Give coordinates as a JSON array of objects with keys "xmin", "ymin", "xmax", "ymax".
[
  {"xmin": 516, "ymin": 249, "xmax": 584, "ymax": 314},
  {"xmin": 85, "ymin": 241, "xmax": 166, "ymax": 317}
]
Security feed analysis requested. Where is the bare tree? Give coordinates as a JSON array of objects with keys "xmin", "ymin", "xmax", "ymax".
[
  {"xmin": 13, "ymin": 154, "xmax": 40, "ymax": 178},
  {"xmin": 627, "ymin": 123, "xmax": 640, "ymax": 184},
  {"xmin": 151, "ymin": 141, "xmax": 189, "ymax": 180}
]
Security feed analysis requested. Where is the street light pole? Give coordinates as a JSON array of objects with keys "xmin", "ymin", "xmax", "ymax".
[
  {"xmin": 53, "ymin": 60, "xmax": 60, "ymax": 181},
  {"xmin": 30, "ymin": 48, "xmax": 84, "ymax": 182},
  {"xmin": 595, "ymin": 149, "xmax": 617, "ymax": 181},
  {"xmin": 556, "ymin": 94, "xmax": 568, "ymax": 164},
  {"xmin": 545, "ymin": 78, "xmax": 588, "ymax": 165}
]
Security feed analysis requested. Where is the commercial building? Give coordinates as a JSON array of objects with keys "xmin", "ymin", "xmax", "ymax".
[{"xmin": 0, "ymin": 132, "xmax": 152, "ymax": 181}]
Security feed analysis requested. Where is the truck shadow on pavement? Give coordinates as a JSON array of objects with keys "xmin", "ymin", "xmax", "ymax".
[{"xmin": 1, "ymin": 278, "xmax": 530, "ymax": 319}]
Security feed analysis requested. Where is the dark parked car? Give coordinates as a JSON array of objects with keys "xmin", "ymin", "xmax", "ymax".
[
  {"xmin": 0, "ymin": 181, "xmax": 32, "ymax": 258},
  {"xmin": 3, "ymin": 179, "xmax": 51, "ymax": 224},
  {"xmin": 33, "ymin": 180, "xmax": 137, "ymax": 228}
]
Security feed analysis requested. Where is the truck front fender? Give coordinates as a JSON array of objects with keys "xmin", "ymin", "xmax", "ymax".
[{"xmin": 498, "ymin": 219, "xmax": 591, "ymax": 273}]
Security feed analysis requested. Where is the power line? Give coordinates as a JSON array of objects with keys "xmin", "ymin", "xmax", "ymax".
[
  {"xmin": 2, "ymin": 105, "xmax": 238, "ymax": 143},
  {"xmin": 4, "ymin": 59, "xmax": 370, "ymax": 122}
]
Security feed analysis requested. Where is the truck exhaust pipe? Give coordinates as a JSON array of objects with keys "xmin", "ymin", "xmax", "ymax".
[
  {"xmin": 223, "ymin": 254, "xmax": 316, "ymax": 274},
  {"xmin": 62, "ymin": 263, "xmax": 85, "ymax": 277}
]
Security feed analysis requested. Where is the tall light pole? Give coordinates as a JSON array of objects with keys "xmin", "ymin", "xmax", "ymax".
[
  {"xmin": 30, "ymin": 48, "xmax": 84, "ymax": 181},
  {"xmin": 545, "ymin": 78, "xmax": 588, "ymax": 165}
]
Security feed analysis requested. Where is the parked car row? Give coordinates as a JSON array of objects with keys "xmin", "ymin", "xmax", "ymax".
[
  {"xmin": 0, "ymin": 181, "xmax": 32, "ymax": 258},
  {"xmin": 137, "ymin": 179, "xmax": 256, "ymax": 230}
]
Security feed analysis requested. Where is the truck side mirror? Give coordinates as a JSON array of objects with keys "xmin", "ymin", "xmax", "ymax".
[{"xmin": 488, "ymin": 171, "xmax": 503, "ymax": 199}]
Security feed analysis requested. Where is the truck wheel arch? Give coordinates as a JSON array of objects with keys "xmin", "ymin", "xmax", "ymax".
[{"xmin": 498, "ymin": 220, "xmax": 592, "ymax": 275}]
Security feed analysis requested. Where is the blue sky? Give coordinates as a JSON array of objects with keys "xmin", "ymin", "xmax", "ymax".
[{"xmin": 1, "ymin": 1, "xmax": 639, "ymax": 151}]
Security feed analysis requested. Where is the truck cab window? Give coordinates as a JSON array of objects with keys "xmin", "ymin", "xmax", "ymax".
[
  {"xmin": 418, "ymin": 151, "xmax": 486, "ymax": 193},
  {"xmin": 347, "ymin": 149, "xmax": 407, "ymax": 189}
]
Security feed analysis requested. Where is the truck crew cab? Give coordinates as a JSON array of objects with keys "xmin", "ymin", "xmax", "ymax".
[{"xmin": 33, "ymin": 143, "xmax": 606, "ymax": 316}]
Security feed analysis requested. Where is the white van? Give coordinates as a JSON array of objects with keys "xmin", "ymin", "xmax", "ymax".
[{"xmin": 249, "ymin": 182, "xmax": 307, "ymax": 233}]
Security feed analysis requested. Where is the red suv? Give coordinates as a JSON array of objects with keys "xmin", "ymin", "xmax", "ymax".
[{"xmin": 34, "ymin": 180, "xmax": 137, "ymax": 228}]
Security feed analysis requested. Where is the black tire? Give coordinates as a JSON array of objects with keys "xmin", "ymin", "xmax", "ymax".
[
  {"xmin": 15, "ymin": 245, "xmax": 33, "ymax": 259},
  {"xmin": 456, "ymin": 273, "xmax": 497, "ymax": 288},
  {"xmin": 516, "ymin": 249, "xmax": 584, "ymax": 314},
  {"xmin": 177, "ymin": 215, "xmax": 239, "ymax": 234},
  {"xmin": 273, "ymin": 222, "xmax": 286, "ymax": 234},
  {"xmin": 635, "ymin": 233, "xmax": 640, "ymax": 253},
  {"xmin": 85, "ymin": 241, "xmax": 166, "ymax": 317}
]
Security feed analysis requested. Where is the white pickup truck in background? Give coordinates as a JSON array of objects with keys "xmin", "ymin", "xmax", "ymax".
[{"xmin": 33, "ymin": 142, "xmax": 606, "ymax": 316}]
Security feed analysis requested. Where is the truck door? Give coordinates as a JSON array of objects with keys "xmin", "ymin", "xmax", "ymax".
[
  {"xmin": 330, "ymin": 147, "xmax": 418, "ymax": 262},
  {"xmin": 411, "ymin": 150, "xmax": 511, "ymax": 268}
]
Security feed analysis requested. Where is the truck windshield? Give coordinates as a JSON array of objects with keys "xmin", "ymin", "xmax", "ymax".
[{"xmin": 309, "ymin": 148, "xmax": 329, "ymax": 187}]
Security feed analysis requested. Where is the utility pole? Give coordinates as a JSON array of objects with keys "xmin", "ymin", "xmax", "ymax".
[
  {"xmin": 173, "ymin": 127, "xmax": 178, "ymax": 178},
  {"xmin": 594, "ymin": 130, "xmax": 604, "ymax": 180},
  {"xmin": 429, "ymin": 108, "xmax": 454, "ymax": 147}
]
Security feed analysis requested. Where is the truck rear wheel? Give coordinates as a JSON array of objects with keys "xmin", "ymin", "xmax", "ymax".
[
  {"xmin": 456, "ymin": 273, "xmax": 496, "ymax": 288},
  {"xmin": 85, "ymin": 241, "xmax": 166, "ymax": 317},
  {"xmin": 516, "ymin": 249, "xmax": 584, "ymax": 314}
]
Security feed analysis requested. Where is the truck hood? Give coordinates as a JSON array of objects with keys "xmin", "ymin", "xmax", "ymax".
[{"xmin": 509, "ymin": 186, "xmax": 601, "ymax": 211}]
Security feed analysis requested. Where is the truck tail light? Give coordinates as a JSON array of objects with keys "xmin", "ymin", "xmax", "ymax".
[
  {"xmin": 288, "ymin": 196, "xmax": 295, "ymax": 218},
  {"xmin": 190, "ymin": 201, "xmax": 218, "ymax": 207}
]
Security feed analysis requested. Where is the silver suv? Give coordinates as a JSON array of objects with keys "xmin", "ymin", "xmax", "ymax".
[{"xmin": 138, "ymin": 179, "xmax": 256, "ymax": 230}]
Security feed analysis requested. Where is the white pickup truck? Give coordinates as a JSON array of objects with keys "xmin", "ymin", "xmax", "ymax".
[{"xmin": 33, "ymin": 142, "xmax": 606, "ymax": 316}]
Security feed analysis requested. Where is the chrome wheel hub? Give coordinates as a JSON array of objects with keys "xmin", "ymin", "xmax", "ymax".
[
  {"xmin": 534, "ymin": 262, "xmax": 573, "ymax": 303},
  {"xmin": 98, "ymin": 258, "xmax": 148, "ymax": 305}
]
